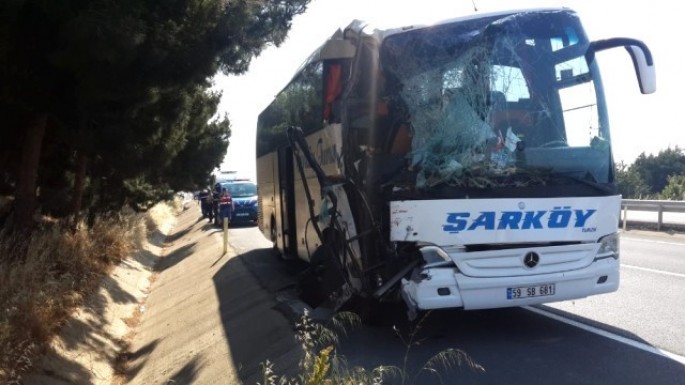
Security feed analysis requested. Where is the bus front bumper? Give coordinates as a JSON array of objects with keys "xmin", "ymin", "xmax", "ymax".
[{"xmin": 400, "ymin": 258, "xmax": 619, "ymax": 316}]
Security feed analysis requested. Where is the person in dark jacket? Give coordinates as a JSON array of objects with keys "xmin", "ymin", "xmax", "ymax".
[
  {"xmin": 198, "ymin": 189, "xmax": 212, "ymax": 219},
  {"xmin": 212, "ymin": 183, "xmax": 222, "ymax": 225}
]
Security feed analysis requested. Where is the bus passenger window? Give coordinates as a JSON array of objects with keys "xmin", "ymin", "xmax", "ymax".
[{"xmin": 323, "ymin": 63, "xmax": 343, "ymax": 123}]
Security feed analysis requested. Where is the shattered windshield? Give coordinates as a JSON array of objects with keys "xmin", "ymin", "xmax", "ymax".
[
  {"xmin": 222, "ymin": 182, "xmax": 257, "ymax": 198},
  {"xmin": 380, "ymin": 10, "xmax": 611, "ymax": 191}
]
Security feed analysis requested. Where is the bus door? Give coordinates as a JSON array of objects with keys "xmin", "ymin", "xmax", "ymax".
[{"xmin": 277, "ymin": 146, "xmax": 297, "ymax": 256}]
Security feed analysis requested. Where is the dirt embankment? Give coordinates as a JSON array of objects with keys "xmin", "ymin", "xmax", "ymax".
[{"xmin": 21, "ymin": 205, "xmax": 179, "ymax": 385}]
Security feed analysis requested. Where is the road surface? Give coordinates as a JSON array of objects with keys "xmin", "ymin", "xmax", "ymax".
[{"xmin": 229, "ymin": 225, "xmax": 685, "ymax": 384}]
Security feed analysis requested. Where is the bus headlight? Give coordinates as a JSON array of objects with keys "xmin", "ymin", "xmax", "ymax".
[
  {"xmin": 419, "ymin": 246, "xmax": 455, "ymax": 267},
  {"xmin": 596, "ymin": 233, "xmax": 619, "ymax": 260}
]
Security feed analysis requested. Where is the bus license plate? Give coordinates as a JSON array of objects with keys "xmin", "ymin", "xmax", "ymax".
[{"xmin": 507, "ymin": 284, "xmax": 555, "ymax": 299}]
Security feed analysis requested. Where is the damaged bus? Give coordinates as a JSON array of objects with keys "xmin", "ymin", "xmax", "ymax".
[{"xmin": 256, "ymin": 9, "xmax": 655, "ymax": 318}]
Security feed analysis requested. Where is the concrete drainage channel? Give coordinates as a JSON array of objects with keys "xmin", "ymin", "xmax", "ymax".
[{"xmin": 20, "ymin": 206, "xmax": 304, "ymax": 385}]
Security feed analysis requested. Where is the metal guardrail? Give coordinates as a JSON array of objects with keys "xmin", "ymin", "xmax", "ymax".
[{"xmin": 621, "ymin": 199, "xmax": 685, "ymax": 231}]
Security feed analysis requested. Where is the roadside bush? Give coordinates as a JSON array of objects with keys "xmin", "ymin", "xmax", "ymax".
[
  {"xmin": 660, "ymin": 175, "xmax": 685, "ymax": 200},
  {"xmin": 0, "ymin": 201, "xmax": 175, "ymax": 384},
  {"xmin": 259, "ymin": 311, "xmax": 484, "ymax": 385}
]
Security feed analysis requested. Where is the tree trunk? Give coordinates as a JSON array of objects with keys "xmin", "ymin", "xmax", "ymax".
[
  {"xmin": 70, "ymin": 150, "xmax": 89, "ymax": 228},
  {"xmin": 14, "ymin": 114, "xmax": 47, "ymax": 229}
]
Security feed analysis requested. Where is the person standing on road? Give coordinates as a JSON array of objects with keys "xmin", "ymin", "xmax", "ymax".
[
  {"xmin": 211, "ymin": 183, "xmax": 223, "ymax": 224},
  {"xmin": 206, "ymin": 189, "xmax": 215, "ymax": 222},
  {"xmin": 198, "ymin": 189, "xmax": 212, "ymax": 219},
  {"xmin": 218, "ymin": 188, "xmax": 233, "ymax": 225}
]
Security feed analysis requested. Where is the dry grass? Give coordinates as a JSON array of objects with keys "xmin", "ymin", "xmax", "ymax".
[
  {"xmin": 147, "ymin": 197, "xmax": 181, "ymax": 231},
  {"xmin": 0, "ymin": 201, "xmax": 176, "ymax": 384}
]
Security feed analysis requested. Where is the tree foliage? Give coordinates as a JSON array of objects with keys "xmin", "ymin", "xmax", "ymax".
[
  {"xmin": 630, "ymin": 147, "xmax": 685, "ymax": 195},
  {"xmin": 615, "ymin": 147, "xmax": 685, "ymax": 199},
  {"xmin": 614, "ymin": 161, "xmax": 650, "ymax": 199},
  {"xmin": 0, "ymin": 0, "xmax": 309, "ymax": 228},
  {"xmin": 661, "ymin": 175, "xmax": 685, "ymax": 200}
]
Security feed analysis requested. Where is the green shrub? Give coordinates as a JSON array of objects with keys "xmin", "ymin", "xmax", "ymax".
[
  {"xmin": 660, "ymin": 175, "xmax": 685, "ymax": 200},
  {"xmin": 259, "ymin": 311, "xmax": 484, "ymax": 385}
]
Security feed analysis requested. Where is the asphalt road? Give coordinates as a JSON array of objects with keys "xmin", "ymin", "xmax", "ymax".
[
  {"xmin": 546, "ymin": 232, "xmax": 685, "ymax": 357},
  {"xmin": 228, "ymin": 226, "xmax": 685, "ymax": 385}
]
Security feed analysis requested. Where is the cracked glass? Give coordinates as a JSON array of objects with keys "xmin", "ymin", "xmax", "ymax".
[{"xmin": 380, "ymin": 10, "xmax": 611, "ymax": 191}]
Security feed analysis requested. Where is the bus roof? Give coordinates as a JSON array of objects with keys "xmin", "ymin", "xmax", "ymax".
[
  {"xmin": 365, "ymin": 8, "xmax": 570, "ymax": 41},
  {"xmin": 276, "ymin": 7, "xmax": 573, "ymax": 109},
  {"xmin": 290, "ymin": 8, "xmax": 571, "ymax": 77}
]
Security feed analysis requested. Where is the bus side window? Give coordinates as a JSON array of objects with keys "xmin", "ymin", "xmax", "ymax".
[
  {"xmin": 299, "ymin": 62, "xmax": 324, "ymax": 135},
  {"xmin": 323, "ymin": 62, "xmax": 344, "ymax": 124}
]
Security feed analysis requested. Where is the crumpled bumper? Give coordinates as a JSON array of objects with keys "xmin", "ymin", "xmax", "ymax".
[{"xmin": 401, "ymin": 257, "xmax": 619, "ymax": 314}]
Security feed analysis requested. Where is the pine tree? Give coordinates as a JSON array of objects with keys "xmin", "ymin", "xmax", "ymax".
[{"xmin": 0, "ymin": 0, "xmax": 310, "ymax": 229}]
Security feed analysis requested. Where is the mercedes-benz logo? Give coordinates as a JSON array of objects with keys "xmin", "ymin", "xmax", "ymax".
[{"xmin": 523, "ymin": 252, "xmax": 540, "ymax": 268}]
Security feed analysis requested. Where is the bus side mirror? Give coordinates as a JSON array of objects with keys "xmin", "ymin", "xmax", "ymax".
[
  {"xmin": 587, "ymin": 38, "xmax": 656, "ymax": 94},
  {"xmin": 625, "ymin": 44, "xmax": 656, "ymax": 94}
]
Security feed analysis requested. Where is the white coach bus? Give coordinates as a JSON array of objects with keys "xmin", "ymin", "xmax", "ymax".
[{"xmin": 256, "ymin": 9, "xmax": 655, "ymax": 318}]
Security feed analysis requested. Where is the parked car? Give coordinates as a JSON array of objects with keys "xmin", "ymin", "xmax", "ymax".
[{"xmin": 218, "ymin": 180, "xmax": 258, "ymax": 225}]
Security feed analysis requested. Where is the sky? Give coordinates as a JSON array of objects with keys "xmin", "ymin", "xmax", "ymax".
[{"xmin": 213, "ymin": 0, "xmax": 684, "ymax": 181}]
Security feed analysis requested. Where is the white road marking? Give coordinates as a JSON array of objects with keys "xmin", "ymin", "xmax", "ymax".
[
  {"xmin": 525, "ymin": 306, "xmax": 685, "ymax": 365},
  {"xmin": 621, "ymin": 264, "xmax": 685, "ymax": 279}
]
